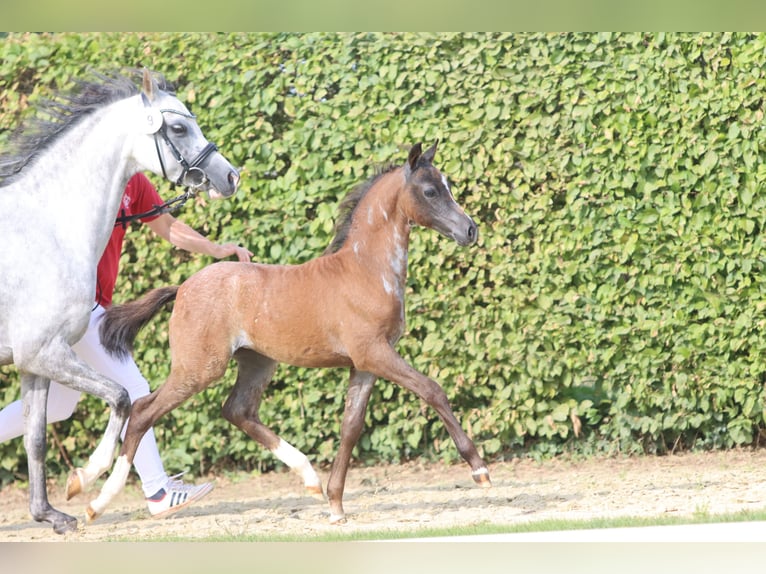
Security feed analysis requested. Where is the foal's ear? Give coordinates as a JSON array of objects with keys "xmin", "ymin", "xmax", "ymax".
[
  {"xmin": 406, "ymin": 141, "xmax": 438, "ymax": 177},
  {"xmin": 407, "ymin": 142, "xmax": 423, "ymax": 174},
  {"xmin": 421, "ymin": 140, "xmax": 439, "ymax": 164}
]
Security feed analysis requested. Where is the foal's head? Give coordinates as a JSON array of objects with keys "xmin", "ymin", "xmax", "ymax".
[{"xmin": 401, "ymin": 141, "xmax": 478, "ymax": 246}]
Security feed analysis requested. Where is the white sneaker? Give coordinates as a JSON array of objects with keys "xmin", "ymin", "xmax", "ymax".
[{"xmin": 146, "ymin": 474, "xmax": 214, "ymax": 518}]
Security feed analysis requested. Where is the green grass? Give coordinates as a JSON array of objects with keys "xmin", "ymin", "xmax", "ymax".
[{"xmin": 105, "ymin": 507, "xmax": 766, "ymax": 542}]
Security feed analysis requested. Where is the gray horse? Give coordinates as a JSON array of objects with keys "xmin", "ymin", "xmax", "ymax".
[{"xmin": 0, "ymin": 69, "xmax": 239, "ymax": 534}]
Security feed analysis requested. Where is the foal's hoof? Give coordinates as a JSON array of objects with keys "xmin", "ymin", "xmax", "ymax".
[
  {"xmin": 85, "ymin": 504, "xmax": 101, "ymax": 523},
  {"xmin": 472, "ymin": 467, "xmax": 492, "ymax": 488},
  {"xmin": 66, "ymin": 469, "xmax": 84, "ymax": 500},
  {"xmin": 329, "ymin": 511, "xmax": 347, "ymax": 525},
  {"xmin": 305, "ymin": 484, "xmax": 326, "ymax": 501}
]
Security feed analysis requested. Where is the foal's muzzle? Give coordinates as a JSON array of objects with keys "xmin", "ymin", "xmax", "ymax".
[{"xmin": 457, "ymin": 218, "xmax": 479, "ymax": 246}]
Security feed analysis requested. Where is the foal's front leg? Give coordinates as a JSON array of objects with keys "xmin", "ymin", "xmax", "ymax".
[
  {"xmin": 326, "ymin": 369, "xmax": 376, "ymax": 524},
  {"xmin": 359, "ymin": 343, "xmax": 491, "ymax": 487}
]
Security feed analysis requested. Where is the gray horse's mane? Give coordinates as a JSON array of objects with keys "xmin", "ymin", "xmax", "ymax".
[
  {"xmin": 0, "ymin": 70, "xmax": 172, "ymax": 187},
  {"xmin": 324, "ymin": 163, "xmax": 399, "ymax": 255}
]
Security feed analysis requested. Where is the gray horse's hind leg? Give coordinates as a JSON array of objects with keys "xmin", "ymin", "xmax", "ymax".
[{"xmin": 21, "ymin": 374, "xmax": 78, "ymax": 534}]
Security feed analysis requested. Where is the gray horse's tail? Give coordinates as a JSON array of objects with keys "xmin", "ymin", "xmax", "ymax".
[{"xmin": 99, "ymin": 286, "xmax": 179, "ymax": 359}]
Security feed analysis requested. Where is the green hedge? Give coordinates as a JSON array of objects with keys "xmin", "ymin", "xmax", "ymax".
[{"xmin": 3, "ymin": 32, "xmax": 766, "ymax": 486}]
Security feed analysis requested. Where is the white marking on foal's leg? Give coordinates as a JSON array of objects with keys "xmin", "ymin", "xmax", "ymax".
[
  {"xmin": 471, "ymin": 466, "xmax": 492, "ymax": 488},
  {"xmin": 272, "ymin": 439, "xmax": 322, "ymax": 494},
  {"xmin": 74, "ymin": 436, "xmax": 123, "ymax": 493},
  {"xmin": 86, "ymin": 454, "xmax": 132, "ymax": 521},
  {"xmin": 329, "ymin": 512, "xmax": 347, "ymax": 525}
]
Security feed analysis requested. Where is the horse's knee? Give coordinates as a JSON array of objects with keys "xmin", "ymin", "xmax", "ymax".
[{"xmin": 419, "ymin": 383, "xmax": 449, "ymax": 409}]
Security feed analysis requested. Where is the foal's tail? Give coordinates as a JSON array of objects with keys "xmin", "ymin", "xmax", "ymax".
[{"xmin": 99, "ymin": 286, "xmax": 179, "ymax": 360}]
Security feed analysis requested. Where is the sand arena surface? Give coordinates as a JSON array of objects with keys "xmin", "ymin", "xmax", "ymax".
[{"xmin": 1, "ymin": 449, "xmax": 765, "ymax": 541}]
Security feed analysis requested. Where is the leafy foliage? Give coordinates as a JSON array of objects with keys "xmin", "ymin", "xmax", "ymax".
[{"xmin": 3, "ymin": 32, "xmax": 766, "ymax": 486}]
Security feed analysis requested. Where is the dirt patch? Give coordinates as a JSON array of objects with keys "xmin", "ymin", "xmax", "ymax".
[{"xmin": 2, "ymin": 449, "xmax": 765, "ymax": 541}]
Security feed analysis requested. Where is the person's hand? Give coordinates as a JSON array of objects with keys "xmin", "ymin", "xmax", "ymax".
[{"xmin": 215, "ymin": 242, "xmax": 253, "ymax": 262}]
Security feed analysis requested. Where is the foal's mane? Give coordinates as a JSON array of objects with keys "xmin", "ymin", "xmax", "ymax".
[
  {"xmin": 0, "ymin": 70, "xmax": 172, "ymax": 187},
  {"xmin": 324, "ymin": 163, "xmax": 399, "ymax": 254}
]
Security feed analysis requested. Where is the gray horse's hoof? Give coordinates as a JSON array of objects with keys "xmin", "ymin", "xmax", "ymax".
[{"xmin": 52, "ymin": 514, "xmax": 78, "ymax": 535}]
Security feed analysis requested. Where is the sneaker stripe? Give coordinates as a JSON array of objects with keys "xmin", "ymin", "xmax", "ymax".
[{"xmin": 146, "ymin": 480, "xmax": 214, "ymax": 518}]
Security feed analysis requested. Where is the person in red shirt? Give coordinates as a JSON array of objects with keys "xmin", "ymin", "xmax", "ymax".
[{"xmin": 0, "ymin": 173, "xmax": 252, "ymax": 518}]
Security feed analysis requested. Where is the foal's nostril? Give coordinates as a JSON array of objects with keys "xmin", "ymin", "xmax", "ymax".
[
  {"xmin": 467, "ymin": 222, "xmax": 478, "ymax": 243},
  {"xmin": 228, "ymin": 170, "xmax": 240, "ymax": 188}
]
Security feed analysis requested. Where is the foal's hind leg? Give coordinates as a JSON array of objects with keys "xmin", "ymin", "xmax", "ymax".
[
  {"xmin": 85, "ymin": 362, "xmax": 222, "ymax": 521},
  {"xmin": 222, "ymin": 349, "xmax": 323, "ymax": 498},
  {"xmin": 21, "ymin": 374, "xmax": 78, "ymax": 534},
  {"xmin": 325, "ymin": 369, "xmax": 376, "ymax": 524}
]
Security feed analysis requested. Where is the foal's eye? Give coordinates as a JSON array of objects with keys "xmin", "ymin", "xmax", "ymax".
[{"xmin": 423, "ymin": 187, "xmax": 438, "ymax": 199}]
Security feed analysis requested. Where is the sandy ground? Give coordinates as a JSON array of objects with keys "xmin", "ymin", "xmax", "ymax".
[{"xmin": 2, "ymin": 449, "xmax": 766, "ymax": 542}]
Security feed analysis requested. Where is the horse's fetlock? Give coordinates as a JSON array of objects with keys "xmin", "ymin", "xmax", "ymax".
[{"xmin": 328, "ymin": 512, "xmax": 347, "ymax": 525}]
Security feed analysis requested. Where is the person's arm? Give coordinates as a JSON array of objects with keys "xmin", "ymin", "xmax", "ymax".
[{"xmin": 146, "ymin": 213, "xmax": 253, "ymax": 262}]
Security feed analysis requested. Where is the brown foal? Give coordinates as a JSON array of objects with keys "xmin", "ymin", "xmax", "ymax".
[{"xmin": 87, "ymin": 141, "xmax": 491, "ymax": 523}]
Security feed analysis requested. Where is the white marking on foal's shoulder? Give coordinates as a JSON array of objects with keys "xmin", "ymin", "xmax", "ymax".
[
  {"xmin": 390, "ymin": 229, "xmax": 408, "ymax": 276},
  {"xmin": 382, "ymin": 275, "xmax": 394, "ymax": 295}
]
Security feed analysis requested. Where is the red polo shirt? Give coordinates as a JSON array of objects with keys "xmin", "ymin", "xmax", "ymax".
[{"xmin": 95, "ymin": 173, "xmax": 162, "ymax": 307}]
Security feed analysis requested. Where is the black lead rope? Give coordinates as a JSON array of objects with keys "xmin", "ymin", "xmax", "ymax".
[{"xmin": 114, "ymin": 188, "xmax": 195, "ymax": 229}]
